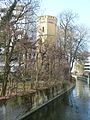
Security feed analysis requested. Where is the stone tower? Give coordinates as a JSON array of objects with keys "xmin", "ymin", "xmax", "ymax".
[{"xmin": 36, "ymin": 15, "xmax": 57, "ymax": 44}]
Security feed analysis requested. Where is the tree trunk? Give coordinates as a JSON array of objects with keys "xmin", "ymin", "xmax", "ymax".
[{"xmin": 1, "ymin": 60, "xmax": 10, "ymax": 96}]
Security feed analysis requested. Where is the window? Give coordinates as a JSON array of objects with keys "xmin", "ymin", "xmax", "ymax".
[
  {"xmin": 84, "ymin": 65, "xmax": 90, "ymax": 67},
  {"xmin": 84, "ymin": 68, "xmax": 90, "ymax": 70},
  {"xmin": 42, "ymin": 27, "xmax": 44, "ymax": 32}
]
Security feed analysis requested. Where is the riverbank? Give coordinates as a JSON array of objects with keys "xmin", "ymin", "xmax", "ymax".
[
  {"xmin": 0, "ymin": 79, "xmax": 74, "ymax": 101},
  {"xmin": 18, "ymin": 80, "xmax": 75, "ymax": 120},
  {"xmin": 0, "ymin": 79, "xmax": 75, "ymax": 120}
]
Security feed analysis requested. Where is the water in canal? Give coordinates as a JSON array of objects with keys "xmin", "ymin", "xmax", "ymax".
[{"xmin": 0, "ymin": 80, "xmax": 90, "ymax": 120}]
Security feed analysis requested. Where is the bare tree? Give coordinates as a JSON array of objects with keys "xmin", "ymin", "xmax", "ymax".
[
  {"xmin": 58, "ymin": 10, "xmax": 89, "ymax": 75},
  {"xmin": 0, "ymin": 0, "xmax": 39, "ymax": 96}
]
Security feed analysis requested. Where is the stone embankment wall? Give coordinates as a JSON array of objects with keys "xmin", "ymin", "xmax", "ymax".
[{"xmin": 18, "ymin": 80, "xmax": 75, "ymax": 120}]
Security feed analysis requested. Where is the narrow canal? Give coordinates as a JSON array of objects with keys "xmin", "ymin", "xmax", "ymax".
[{"xmin": 0, "ymin": 80, "xmax": 90, "ymax": 120}]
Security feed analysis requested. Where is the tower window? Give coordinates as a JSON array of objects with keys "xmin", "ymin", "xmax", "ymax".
[{"xmin": 42, "ymin": 27, "xmax": 44, "ymax": 32}]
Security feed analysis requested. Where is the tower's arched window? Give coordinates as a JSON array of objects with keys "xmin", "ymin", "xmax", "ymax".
[{"xmin": 42, "ymin": 27, "xmax": 44, "ymax": 32}]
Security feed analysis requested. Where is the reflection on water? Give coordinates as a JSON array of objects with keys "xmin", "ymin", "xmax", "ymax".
[
  {"xmin": 0, "ymin": 80, "xmax": 90, "ymax": 120},
  {"xmin": 23, "ymin": 80, "xmax": 90, "ymax": 120}
]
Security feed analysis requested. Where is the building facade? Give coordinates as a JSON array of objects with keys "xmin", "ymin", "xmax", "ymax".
[
  {"xmin": 71, "ymin": 60, "xmax": 84, "ymax": 75},
  {"xmin": 84, "ymin": 57, "xmax": 90, "ymax": 73}
]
